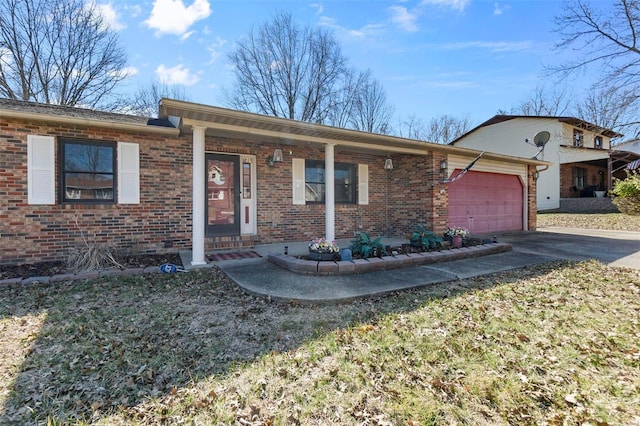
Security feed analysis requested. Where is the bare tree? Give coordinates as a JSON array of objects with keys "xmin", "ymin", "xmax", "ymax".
[
  {"xmin": 349, "ymin": 71, "xmax": 393, "ymax": 134},
  {"xmin": 574, "ymin": 84, "xmax": 639, "ymax": 140},
  {"xmin": 550, "ymin": 0, "xmax": 640, "ymax": 88},
  {"xmin": 0, "ymin": 0, "xmax": 128, "ymax": 109},
  {"xmin": 225, "ymin": 11, "xmax": 346, "ymax": 122},
  {"xmin": 511, "ymin": 85, "xmax": 572, "ymax": 116},
  {"xmin": 396, "ymin": 114, "xmax": 472, "ymax": 144},
  {"xmin": 324, "ymin": 68, "xmax": 367, "ymax": 129},
  {"xmin": 396, "ymin": 114, "xmax": 429, "ymax": 140},
  {"xmin": 425, "ymin": 115, "xmax": 473, "ymax": 144},
  {"xmin": 225, "ymin": 11, "xmax": 393, "ymax": 130},
  {"xmin": 127, "ymin": 81, "xmax": 190, "ymax": 117}
]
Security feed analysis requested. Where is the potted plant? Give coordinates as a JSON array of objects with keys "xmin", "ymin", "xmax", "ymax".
[
  {"xmin": 444, "ymin": 227, "xmax": 469, "ymax": 248},
  {"xmin": 308, "ymin": 237, "xmax": 340, "ymax": 261}
]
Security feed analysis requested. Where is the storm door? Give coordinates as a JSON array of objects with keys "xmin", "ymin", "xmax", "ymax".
[{"xmin": 205, "ymin": 153, "xmax": 240, "ymax": 236}]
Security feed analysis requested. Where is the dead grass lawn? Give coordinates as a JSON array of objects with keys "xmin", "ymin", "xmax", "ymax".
[{"xmin": 1, "ymin": 261, "xmax": 639, "ymax": 425}]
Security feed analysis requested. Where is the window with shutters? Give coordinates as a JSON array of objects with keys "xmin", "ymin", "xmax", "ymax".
[
  {"xmin": 305, "ymin": 160, "xmax": 356, "ymax": 204},
  {"xmin": 60, "ymin": 139, "xmax": 116, "ymax": 203}
]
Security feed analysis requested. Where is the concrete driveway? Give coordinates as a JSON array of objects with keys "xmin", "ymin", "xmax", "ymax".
[{"xmin": 494, "ymin": 227, "xmax": 640, "ymax": 270}]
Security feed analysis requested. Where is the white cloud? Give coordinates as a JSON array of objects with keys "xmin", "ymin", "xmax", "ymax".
[
  {"xmin": 389, "ymin": 6, "xmax": 419, "ymax": 32},
  {"xmin": 442, "ymin": 40, "xmax": 533, "ymax": 52},
  {"xmin": 318, "ymin": 16, "xmax": 384, "ymax": 38},
  {"xmin": 493, "ymin": 2, "xmax": 510, "ymax": 15},
  {"xmin": 206, "ymin": 37, "xmax": 227, "ymax": 65},
  {"xmin": 145, "ymin": 0, "xmax": 211, "ymax": 37},
  {"xmin": 108, "ymin": 66, "xmax": 138, "ymax": 79},
  {"xmin": 156, "ymin": 64, "xmax": 200, "ymax": 85},
  {"xmin": 420, "ymin": 0, "xmax": 470, "ymax": 12},
  {"xmin": 310, "ymin": 3, "xmax": 324, "ymax": 15},
  {"xmin": 93, "ymin": 2, "xmax": 125, "ymax": 31}
]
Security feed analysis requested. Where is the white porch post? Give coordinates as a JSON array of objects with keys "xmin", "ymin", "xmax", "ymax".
[
  {"xmin": 191, "ymin": 126, "xmax": 207, "ymax": 265},
  {"xmin": 325, "ymin": 144, "xmax": 335, "ymax": 241}
]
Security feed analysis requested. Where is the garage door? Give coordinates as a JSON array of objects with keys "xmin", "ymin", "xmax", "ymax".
[{"xmin": 448, "ymin": 170, "xmax": 523, "ymax": 234}]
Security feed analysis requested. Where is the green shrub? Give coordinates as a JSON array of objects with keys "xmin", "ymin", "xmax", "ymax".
[
  {"xmin": 350, "ymin": 232, "xmax": 386, "ymax": 259},
  {"xmin": 409, "ymin": 224, "xmax": 443, "ymax": 250},
  {"xmin": 611, "ymin": 171, "xmax": 640, "ymax": 215}
]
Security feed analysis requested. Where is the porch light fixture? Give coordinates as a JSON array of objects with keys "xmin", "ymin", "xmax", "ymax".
[
  {"xmin": 440, "ymin": 158, "xmax": 448, "ymax": 181},
  {"xmin": 267, "ymin": 148, "xmax": 284, "ymax": 167},
  {"xmin": 384, "ymin": 158, "xmax": 393, "ymax": 171}
]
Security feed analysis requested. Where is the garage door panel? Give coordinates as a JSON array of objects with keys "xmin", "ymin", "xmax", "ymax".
[{"xmin": 449, "ymin": 170, "xmax": 523, "ymax": 234}]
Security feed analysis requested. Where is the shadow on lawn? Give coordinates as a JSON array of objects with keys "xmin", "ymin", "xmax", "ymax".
[{"xmin": 0, "ymin": 262, "xmax": 562, "ymax": 424}]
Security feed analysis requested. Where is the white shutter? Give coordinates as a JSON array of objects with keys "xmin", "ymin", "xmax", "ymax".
[
  {"xmin": 358, "ymin": 164, "xmax": 369, "ymax": 205},
  {"xmin": 118, "ymin": 142, "xmax": 140, "ymax": 204},
  {"xmin": 27, "ymin": 135, "xmax": 55, "ymax": 205},
  {"xmin": 292, "ymin": 158, "xmax": 305, "ymax": 205}
]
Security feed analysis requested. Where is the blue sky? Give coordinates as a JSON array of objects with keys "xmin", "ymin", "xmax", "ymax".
[{"xmin": 100, "ymin": 0, "xmax": 592, "ymax": 127}]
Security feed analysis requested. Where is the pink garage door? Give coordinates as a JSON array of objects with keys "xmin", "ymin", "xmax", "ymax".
[{"xmin": 448, "ymin": 171, "xmax": 523, "ymax": 234}]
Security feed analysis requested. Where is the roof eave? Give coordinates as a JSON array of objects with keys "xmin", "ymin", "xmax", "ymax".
[
  {"xmin": 160, "ymin": 98, "xmax": 548, "ymax": 166},
  {"xmin": 1, "ymin": 109, "xmax": 180, "ymax": 135}
]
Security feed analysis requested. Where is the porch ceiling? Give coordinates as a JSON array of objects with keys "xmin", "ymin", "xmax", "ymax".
[{"xmin": 159, "ymin": 98, "xmax": 549, "ymax": 166}]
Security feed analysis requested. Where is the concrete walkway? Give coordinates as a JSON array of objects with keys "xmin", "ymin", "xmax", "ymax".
[{"xmin": 213, "ymin": 227, "xmax": 640, "ymax": 303}]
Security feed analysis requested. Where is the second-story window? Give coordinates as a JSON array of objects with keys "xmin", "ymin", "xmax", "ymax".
[
  {"xmin": 573, "ymin": 129, "xmax": 584, "ymax": 147},
  {"xmin": 594, "ymin": 136, "xmax": 603, "ymax": 149}
]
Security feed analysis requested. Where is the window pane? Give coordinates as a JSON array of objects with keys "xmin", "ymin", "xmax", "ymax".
[
  {"xmin": 335, "ymin": 165, "xmax": 355, "ymax": 203},
  {"xmin": 65, "ymin": 143, "xmax": 114, "ymax": 173},
  {"xmin": 64, "ymin": 172, "xmax": 114, "ymax": 200},
  {"xmin": 306, "ymin": 183, "xmax": 325, "ymax": 202},
  {"xmin": 62, "ymin": 140, "xmax": 115, "ymax": 203},
  {"xmin": 306, "ymin": 165, "xmax": 324, "ymax": 183}
]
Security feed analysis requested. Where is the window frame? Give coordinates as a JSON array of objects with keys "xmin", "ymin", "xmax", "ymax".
[
  {"xmin": 573, "ymin": 166, "xmax": 587, "ymax": 189},
  {"xmin": 594, "ymin": 135, "xmax": 603, "ymax": 149},
  {"xmin": 573, "ymin": 129, "xmax": 584, "ymax": 147},
  {"xmin": 304, "ymin": 160, "xmax": 357, "ymax": 205},
  {"xmin": 59, "ymin": 138, "xmax": 117, "ymax": 204}
]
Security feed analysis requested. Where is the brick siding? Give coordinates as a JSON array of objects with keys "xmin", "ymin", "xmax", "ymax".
[
  {"xmin": 559, "ymin": 163, "xmax": 608, "ymax": 198},
  {"xmin": 1, "ymin": 116, "xmax": 530, "ymax": 266}
]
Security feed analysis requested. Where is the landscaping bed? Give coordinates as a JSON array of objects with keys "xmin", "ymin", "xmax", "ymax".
[{"xmin": 0, "ymin": 253, "xmax": 182, "ymax": 280}]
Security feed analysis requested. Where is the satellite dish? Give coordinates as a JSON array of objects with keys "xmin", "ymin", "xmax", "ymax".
[{"xmin": 533, "ymin": 131, "xmax": 550, "ymax": 147}]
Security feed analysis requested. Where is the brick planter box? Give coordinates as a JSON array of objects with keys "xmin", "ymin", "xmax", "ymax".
[{"xmin": 268, "ymin": 242, "xmax": 512, "ymax": 276}]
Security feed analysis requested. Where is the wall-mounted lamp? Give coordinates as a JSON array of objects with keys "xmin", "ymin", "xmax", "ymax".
[
  {"xmin": 384, "ymin": 158, "xmax": 394, "ymax": 171},
  {"xmin": 440, "ymin": 158, "xmax": 448, "ymax": 180},
  {"xmin": 267, "ymin": 148, "xmax": 284, "ymax": 167}
]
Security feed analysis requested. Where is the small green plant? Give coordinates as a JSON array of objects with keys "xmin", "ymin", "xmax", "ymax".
[
  {"xmin": 350, "ymin": 232, "xmax": 386, "ymax": 259},
  {"xmin": 611, "ymin": 171, "xmax": 640, "ymax": 215},
  {"xmin": 410, "ymin": 224, "xmax": 444, "ymax": 250}
]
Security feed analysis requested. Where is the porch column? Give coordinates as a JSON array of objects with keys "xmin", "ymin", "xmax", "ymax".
[
  {"xmin": 325, "ymin": 144, "xmax": 335, "ymax": 241},
  {"xmin": 191, "ymin": 126, "xmax": 207, "ymax": 265}
]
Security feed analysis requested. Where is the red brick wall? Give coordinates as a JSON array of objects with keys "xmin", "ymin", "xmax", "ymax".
[
  {"xmin": 1, "ymin": 117, "xmax": 456, "ymax": 265},
  {"xmin": 559, "ymin": 163, "xmax": 608, "ymax": 198},
  {"xmin": 1, "ymin": 117, "xmax": 193, "ymax": 265}
]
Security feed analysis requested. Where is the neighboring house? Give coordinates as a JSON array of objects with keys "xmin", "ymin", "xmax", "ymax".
[
  {"xmin": 612, "ymin": 139, "xmax": 640, "ymax": 174},
  {"xmin": 0, "ymin": 99, "xmax": 546, "ymax": 266},
  {"xmin": 451, "ymin": 115, "xmax": 624, "ymax": 211}
]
